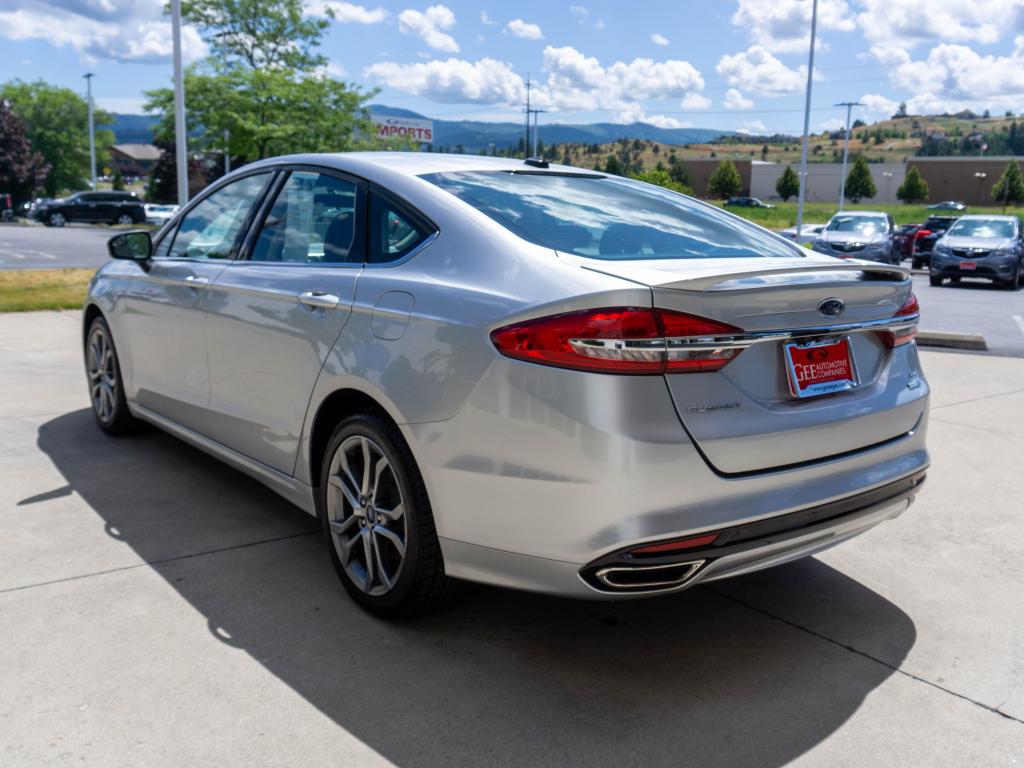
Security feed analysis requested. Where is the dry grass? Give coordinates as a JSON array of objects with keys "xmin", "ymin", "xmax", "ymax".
[{"xmin": 0, "ymin": 268, "xmax": 94, "ymax": 312}]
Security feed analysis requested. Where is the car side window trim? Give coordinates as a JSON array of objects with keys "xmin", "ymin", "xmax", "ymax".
[
  {"xmin": 364, "ymin": 184, "xmax": 439, "ymax": 269},
  {"xmin": 236, "ymin": 165, "xmax": 368, "ymax": 268},
  {"xmin": 155, "ymin": 169, "xmax": 277, "ymax": 262}
]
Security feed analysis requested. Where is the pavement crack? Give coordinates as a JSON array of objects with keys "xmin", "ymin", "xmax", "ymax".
[
  {"xmin": 705, "ymin": 585, "xmax": 1024, "ymax": 727},
  {"xmin": 931, "ymin": 386, "xmax": 1024, "ymax": 411},
  {"xmin": 0, "ymin": 529, "xmax": 319, "ymax": 595}
]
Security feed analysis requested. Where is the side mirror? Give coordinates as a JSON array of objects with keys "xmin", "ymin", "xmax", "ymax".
[{"xmin": 108, "ymin": 230, "xmax": 152, "ymax": 261}]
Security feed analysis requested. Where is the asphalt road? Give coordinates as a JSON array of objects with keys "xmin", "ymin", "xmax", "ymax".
[
  {"xmin": 2, "ymin": 223, "xmax": 1023, "ymax": 356},
  {"xmin": 0, "ymin": 223, "xmax": 115, "ymax": 269},
  {"xmin": 2, "ymin": 311, "xmax": 1022, "ymax": 766}
]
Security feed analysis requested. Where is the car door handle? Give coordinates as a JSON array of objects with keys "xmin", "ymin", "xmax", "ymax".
[
  {"xmin": 184, "ymin": 275, "xmax": 209, "ymax": 288},
  {"xmin": 298, "ymin": 291, "xmax": 340, "ymax": 309}
]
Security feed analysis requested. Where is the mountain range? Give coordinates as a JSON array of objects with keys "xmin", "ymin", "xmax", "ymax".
[{"xmin": 105, "ymin": 105, "xmax": 732, "ymax": 150}]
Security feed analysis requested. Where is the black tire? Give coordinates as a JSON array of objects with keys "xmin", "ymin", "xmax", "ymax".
[
  {"xmin": 316, "ymin": 412, "xmax": 460, "ymax": 618},
  {"xmin": 47, "ymin": 212, "xmax": 66, "ymax": 227},
  {"xmin": 1007, "ymin": 261, "xmax": 1023, "ymax": 290},
  {"xmin": 912, "ymin": 258, "xmax": 922, "ymax": 270},
  {"xmin": 114, "ymin": 213, "xmax": 134, "ymax": 226},
  {"xmin": 84, "ymin": 316, "xmax": 141, "ymax": 435},
  {"xmin": 929, "ymin": 275, "xmax": 943, "ymax": 287}
]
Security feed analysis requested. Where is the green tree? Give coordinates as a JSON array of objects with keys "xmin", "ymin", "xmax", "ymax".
[
  {"xmin": 775, "ymin": 165, "xmax": 800, "ymax": 201},
  {"xmin": 992, "ymin": 159, "xmax": 1024, "ymax": 210},
  {"xmin": 604, "ymin": 154, "xmax": 623, "ymax": 175},
  {"xmin": 111, "ymin": 168, "xmax": 126, "ymax": 191},
  {"xmin": 145, "ymin": 0, "xmax": 375, "ymax": 165},
  {"xmin": 667, "ymin": 159, "xmax": 691, "ymax": 189},
  {"xmin": 630, "ymin": 168, "xmax": 693, "ymax": 195},
  {"xmin": 707, "ymin": 159, "xmax": 742, "ymax": 198},
  {"xmin": 0, "ymin": 100, "xmax": 50, "ymax": 205},
  {"xmin": 1, "ymin": 80, "xmax": 114, "ymax": 196},
  {"xmin": 896, "ymin": 166, "xmax": 929, "ymax": 203},
  {"xmin": 844, "ymin": 155, "xmax": 877, "ymax": 202}
]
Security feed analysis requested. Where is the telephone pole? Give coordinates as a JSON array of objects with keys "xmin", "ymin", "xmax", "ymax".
[
  {"xmin": 171, "ymin": 0, "xmax": 189, "ymax": 206},
  {"xmin": 531, "ymin": 108, "xmax": 547, "ymax": 157},
  {"xmin": 523, "ymin": 75, "xmax": 531, "ymax": 159},
  {"xmin": 83, "ymin": 73, "xmax": 96, "ymax": 190},
  {"xmin": 795, "ymin": 0, "xmax": 819, "ymax": 241},
  {"xmin": 835, "ymin": 100, "xmax": 863, "ymax": 210}
]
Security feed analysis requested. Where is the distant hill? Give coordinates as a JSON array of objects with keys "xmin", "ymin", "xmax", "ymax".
[
  {"xmin": 104, "ymin": 113, "xmax": 160, "ymax": 145},
  {"xmin": 367, "ymin": 105, "xmax": 731, "ymax": 151}
]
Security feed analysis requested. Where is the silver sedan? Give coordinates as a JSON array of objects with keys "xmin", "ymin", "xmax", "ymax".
[{"xmin": 85, "ymin": 153, "xmax": 929, "ymax": 616}]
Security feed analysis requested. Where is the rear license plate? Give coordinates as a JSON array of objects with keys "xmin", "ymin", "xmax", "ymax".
[
  {"xmin": 784, "ymin": 337, "xmax": 857, "ymax": 398},
  {"xmin": 960, "ymin": 260, "xmax": 977, "ymax": 270}
]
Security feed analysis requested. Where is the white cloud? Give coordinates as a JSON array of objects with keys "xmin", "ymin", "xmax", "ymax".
[
  {"xmin": 651, "ymin": 33, "xmax": 669, "ymax": 46},
  {"xmin": 480, "ymin": 10, "xmax": 497, "ymax": 25},
  {"xmin": 716, "ymin": 45, "xmax": 805, "ymax": 95},
  {"xmin": 616, "ymin": 110, "xmax": 692, "ymax": 128},
  {"xmin": 397, "ymin": 4, "xmax": 459, "ymax": 53},
  {"xmin": 307, "ymin": 1, "xmax": 388, "ymax": 23},
  {"xmin": 0, "ymin": 0, "xmax": 207, "ymax": 64},
  {"xmin": 732, "ymin": 0, "xmax": 855, "ymax": 53},
  {"xmin": 737, "ymin": 119, "xmax": 768, "ymax": 135},
  {"xmin": 819, "ymin": 118, "xmax": 846, "ymax": 131},
  {"xmin": 593, "ymin": 19, "xmax": 606, "ymax": 30},
  {"xmin": 723, "ymin": 88, "xmax": 754, "ymax": 110},
  {"xmin": 857, "ymin": 0, "xmax": 1023, "ymax": 50},
  {"xmin": 681, "ymin": 93, "xmax": 712, "ymax": 110},
  {"xmin": 860, "ymin": 93, "xmax": 899, "ymax": 116},
  {"xmin": 364, "ymin": 57, "xmax": 523, "ymax": 103},
  {"xmin": 314, "ymin": 61, "xmax": 348, "ymax": 79},
  {"xmin": 506, "ymin": 18, "xmax": 543, "ymax": 40},
  {"xmin": 569, "ymin": 4, "xmax": 589, "ymax": 21},
  {"xmin": 97, "ymin": 96, "xmax": 147, "ymax": 114}
]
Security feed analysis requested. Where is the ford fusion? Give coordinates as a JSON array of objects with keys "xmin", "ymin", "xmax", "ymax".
[
  {"xmin": 84, "ymin": 153, "xmax": 928, "ymax": 616},
  {"xmin": 812, "ymin": 212, "xmax": 898, "ymax": 264},
  {"xmin": 929, "ymin": 214, "xmax": 1023, "ymax": 288}
]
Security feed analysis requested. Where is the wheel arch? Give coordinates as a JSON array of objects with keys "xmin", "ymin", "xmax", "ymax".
[{"xmin": 82, "ymin": 303, "xmax": 105, "ymax": 346}]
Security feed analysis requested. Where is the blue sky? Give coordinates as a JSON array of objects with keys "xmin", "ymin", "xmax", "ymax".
[{"xmin": 2, "ymin": 0, "xmax": 1024, "ymax": 134}]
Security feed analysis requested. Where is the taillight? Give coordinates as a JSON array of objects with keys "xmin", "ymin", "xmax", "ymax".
[
  {"xmin": 490, "ymin": 307, "xmax": 744, "ymax": 374},
  {"xmin": 879, "ymin": 293, "xmax": 919, "ymax": 347},
  {"xmin": 914, "ymin": 229, "xmax": 932, "ymax": 238},
  {"xmin": 629, "ymin": 532, "xmax": 720, "ymax": 555}
]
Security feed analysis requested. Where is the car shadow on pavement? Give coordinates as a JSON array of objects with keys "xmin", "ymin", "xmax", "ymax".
[{"xmin": 36, "ymin": 409, "xmax": 917, "ymax": 768}]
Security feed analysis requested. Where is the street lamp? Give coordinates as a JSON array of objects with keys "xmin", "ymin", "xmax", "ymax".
[
  {"xmin": 882, "ymin": 170, "xmax": 894, "ymax": 202},
  {"xmin": 170, "ymin": 0, "xmax": 189, "ymax": 206},
  {"xmin": 795, "ymin": 0, "xmax": 819, "ymax": 240},
  {"xmin": 83, "ymin": 73, "xmax": 96, "ymax": 190},
  {"xmin": 835, "ymin": 100, "xmax": 863, "ymax": 211}
]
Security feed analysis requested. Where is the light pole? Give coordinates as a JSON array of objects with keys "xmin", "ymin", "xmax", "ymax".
[
  {"xmin": 835, "ymin": 100, "xmax": 863, "ymax": 211},
  {"xmin": 795, "ymin": 0, "xmax": 819, "ymax": 240},
  {"xmin": 171, "ymin": 0, "xmax": 189, "ymax": 206},
  {"xmin": 83, "ymin": 73, "xmax": 96, "ymax": 190},
  {"xmin": 974, "ymin": 171, "xmax": 987, "ymax": 208},
  {"xmin": 882, "ymin": 170, "xmax": 894, "ymax": 202},
  {"xmin": 532, "ymin": 108, "xmax": 547, "ymax": 158}
]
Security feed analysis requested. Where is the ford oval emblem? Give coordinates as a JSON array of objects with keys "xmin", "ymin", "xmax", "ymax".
[{"xmin": 817, "ymin": 298, "xmax": 845, "ymax": 318}]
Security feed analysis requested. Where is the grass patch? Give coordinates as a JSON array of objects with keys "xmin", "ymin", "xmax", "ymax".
[
  {"xmin": 712, "ymin": 201, "xmax": 1024, "ymax": 231},
  {"xmin": 0, "ymin": 268, "xmax": 94, "ymax": 312}
]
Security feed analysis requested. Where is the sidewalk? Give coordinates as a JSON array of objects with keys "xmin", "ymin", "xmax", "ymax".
[{"xmin": 1, "ymin": 311, "xmax": 1022, "ymax": 767}]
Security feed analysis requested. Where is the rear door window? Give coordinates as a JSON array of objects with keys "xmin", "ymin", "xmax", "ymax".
[{"xmin": 423, "ymin": 171, "xmax": 797, "ymax": 260}]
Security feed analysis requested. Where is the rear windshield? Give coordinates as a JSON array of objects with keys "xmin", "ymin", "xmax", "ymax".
[
  {"xmin": 925, "ymin": 218, "xmax": 957, "ymax": 231},
  {"xmin": 421, "ymin": 171, "xmax": 799, "ymax": 260},
  {"xmin": 826, "ymin": 215, "xmax": 887, "ymax": 233},
  {"xmin": 947, "ymin": 219, "xmax": 1017, "ymax": 239}
]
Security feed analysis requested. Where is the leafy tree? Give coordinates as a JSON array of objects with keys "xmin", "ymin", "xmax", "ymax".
[
  {"xmin": 843, "ymin": 155, "xmax": 877, "ymax": 202},
  {"xmin": 761, "ymin": 144, "xmax": 769, "ymax": 161},
  {"xmin": 145, "ymin": 0, "xmax": 376, "ymax": 165},
  {"xmin": 707, "ymin": 159, "xmax": 742, "ymax": 198},
  {"xmin": 992, "ymin": 159, "xmax": 1024, "ymax": 209},
  {"xmin": 145, "ymin": 138, "xmax": 209, "ymax": 203},
  {"xmin": 896, "ymin": 166, "xmax": 929, "ymax": 203},
  {"xmin": 0, "ymin": 100, "xmax": 50, "ymax": 205},
  {"xmin": 852, "ymin": 118, "xmax": 866, "ymax": 129},
  {"xmin": 1, "ymin": 80, "xmax": 114, "ymax": 196},
  {"xmin": 894, "ymin": 102, "xmax": 908, "ymax": 119},
  {"xmin": 775, "ymin": 165, "xmax": 800, "ymax": 201},
  {"xmin": 666, "ymin": 157, "xmax": 691, "ymax": 189},
  {"xmin": 111, "ymin": 168, "xmax": 126, "ymax": 191},
  {"xmin": 604, "ymin": 154, "xmax": 623, "ymax": 175},
  {"xmin": 630, "ymin": 168, "xmax": 693, "ymax": 195}
]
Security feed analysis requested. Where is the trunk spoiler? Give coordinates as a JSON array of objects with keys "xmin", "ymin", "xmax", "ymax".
[{"xmin": 576, "ymin": 257, "xmax": 910, "ymax": 293}]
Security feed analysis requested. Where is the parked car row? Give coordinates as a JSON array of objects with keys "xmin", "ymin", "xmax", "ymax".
[{"xmin": 810, "ymin": 212, "xmax": 901, "ymax": 264}]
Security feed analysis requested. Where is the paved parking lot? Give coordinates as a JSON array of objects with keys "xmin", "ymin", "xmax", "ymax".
[
  {"xmin": 1, "ymin": 311, "xmax": 1022, "ymax": 767},
  {"xmin": 0, "ymin": 224, "xmax": 118, "ymax": 270}
]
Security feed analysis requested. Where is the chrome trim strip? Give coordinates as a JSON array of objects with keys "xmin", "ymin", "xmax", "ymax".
[{"xmin": 594, "ymin": 560, "xmax": 705, "ymax": 591}]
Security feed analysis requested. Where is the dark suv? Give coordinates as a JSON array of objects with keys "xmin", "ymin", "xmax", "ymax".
[
  {"xmin": 35, "ymin": 191, "xmax": 145, "ymax": 227},
  {"xmin": 911, "ymin": 215, "xmax": 959, "ymax": 269},
  {"xmin": 724, "ymin": 196, "xmax": 775, "ymax": 209}
]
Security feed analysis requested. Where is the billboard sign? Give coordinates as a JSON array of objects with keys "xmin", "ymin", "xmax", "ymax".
[{"xmin": 372, "ymin": 115, "xmax": 434, "ymax": 144}]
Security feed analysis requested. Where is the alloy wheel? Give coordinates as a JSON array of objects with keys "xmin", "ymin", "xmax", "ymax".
[
  {"xmin": 326, "ymin": 434, "xmax": 407, "ymax": 596},
  {"xmin": 49, "ymin": 212, "xmax": 66, "ymax": 227},
  {"xmin": 87, "ymin": 325, "xmax": 117, "ymax": 424},
  {"xmin": 116, "ymin": 214, "xmax": 134, "ymax": 225}
]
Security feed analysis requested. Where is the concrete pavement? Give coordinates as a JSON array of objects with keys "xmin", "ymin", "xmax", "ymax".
[
  {"xmin": 1, "ymin": 311, "xmax": 1022, "ymax": 767},
  {"xmin": 0, "ymin": 224, "xmax": 115, "ymax": 270}
]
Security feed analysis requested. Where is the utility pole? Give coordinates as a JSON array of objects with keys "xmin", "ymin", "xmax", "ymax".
[
  {"xmin": 83, "ymin": 73, "xmax": 96, "ymax": 190},
  {"xmin": 795, "ymin": 0, "xmax": 819, "ymax": 241},
  {"xmin": 835, "ymin": 100, "xmax": 863, "ymax": 211},
  {"xmin": 171, "ymin": 0, "xmax": 189, "ymax": 206},
  {"xmin": 523, "ymin": 75, "xmax": 531, "ymax": 159},
  {"xmin": 224, "ymin": 129, "xmax": 231, "ymax": 175},
  {"xmin": 531, "ymin": 108, "xmax": 547, "ymax": 157}
]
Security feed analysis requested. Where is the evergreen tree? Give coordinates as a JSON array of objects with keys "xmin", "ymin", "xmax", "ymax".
[
  {"xmin": 844, "ymin": 155, "xmax": 877, "ymax": 202},
  {"xmin": 775, "ymin": 165, "xmax": 800, "ymax": 201},
  {"xmin": 667, "ymin": 159, "xmax": 691, "ymax": 188},
  {"xmin": 707, "ymin": 159, "xmax": 742, "ymax": 198},
  {"xmin": 992, "ymin": 159, "xmax": 1024, "ymax": 209},
  {"xmin": 111, "ymin": 168, "xmax": 126, "ymax": 191},
  {"xmin": 604, "ymin": 154, "xmax": 623, "ymax": 175},
  {"xmin": 896, "ymin": 166, "xmax": 929, "ymax": 203}
]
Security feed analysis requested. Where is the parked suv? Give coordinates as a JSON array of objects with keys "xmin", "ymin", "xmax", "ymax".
[
  {"xmin": 811, "ymin": 211, "xmax": 898, "ymax": 263},
  {"xmin": 929, "ymin": 215, "xmax": 1023, "ymax": 289},
  {"xmin": 35, "ymin": 191, "xmax": 145, "ymax": 227},
  {"xmin": 725, "ymin": 196, "xmax": 775, "ymax": 209},
  {"xmin": 910, "ymin": 215, "xmax": 958, "ymax": 269}
]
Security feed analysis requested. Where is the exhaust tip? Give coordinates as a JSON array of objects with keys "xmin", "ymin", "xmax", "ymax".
[{"xmin": 591, "ymin": 560, "xmax": 705, "ymax": 593}]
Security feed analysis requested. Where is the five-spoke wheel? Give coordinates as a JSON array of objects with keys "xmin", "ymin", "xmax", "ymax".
[{"xmin": 84, "ymin": 316, "xmax": 138, "ymax": 434}]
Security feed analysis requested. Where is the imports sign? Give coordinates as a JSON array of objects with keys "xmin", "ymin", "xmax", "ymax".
[{"xmin": 371, "ymin": 115, "xmax": 434, "ymax": 144}]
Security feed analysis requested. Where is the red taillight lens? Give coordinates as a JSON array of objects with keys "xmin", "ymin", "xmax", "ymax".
[
  {"xmin": 914, "ymin": 229, "xmax": 932, "ymax": 238},
  {"xmin": 490, "ymin": 307, "xmax": 744, "ymax": 374},
  {"xmin": 879, "ymin": 293, "xmax": 919, "ymax": 347},
  {"xmin": 629, "ymin": 532, "xmax": 720, "ymax": 555}
]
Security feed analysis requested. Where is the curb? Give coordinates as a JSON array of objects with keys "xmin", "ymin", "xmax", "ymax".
[{"xmin": 916, "ymin": 331, "xmax": 988, "ymax": 351}]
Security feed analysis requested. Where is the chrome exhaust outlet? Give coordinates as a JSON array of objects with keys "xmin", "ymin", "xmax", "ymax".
[{"xmin": 593, "ymin": 559, "xmax": 705, "ymax": 592}]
